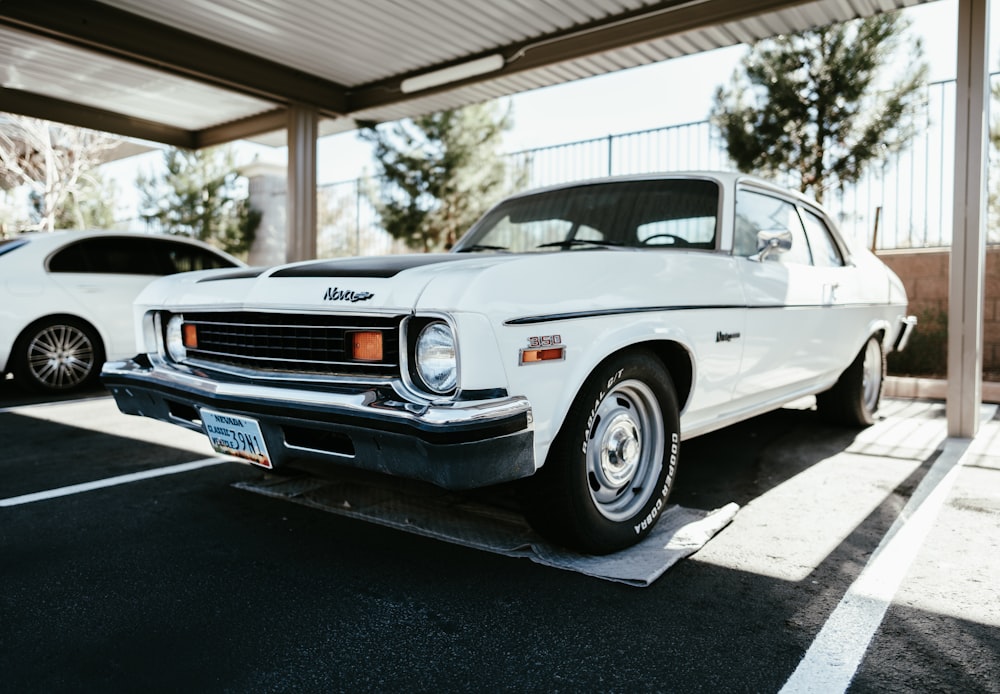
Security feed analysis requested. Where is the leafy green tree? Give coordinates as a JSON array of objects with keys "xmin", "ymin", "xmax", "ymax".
[
  {"xmin": 361, "ymin": 102, "xmax": 515, "ymax": 252},
  {"xmin": 137, "ymin": 146, "xmax": 260, "ymax": 258},
  {"xmin": 712, "ymin": 13, "xmax": 927, "ymax": 203}
]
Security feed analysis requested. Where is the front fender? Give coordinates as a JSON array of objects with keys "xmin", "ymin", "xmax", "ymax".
[{"xmin": 497, "ymin": 313, "xmax": 699, "ymax": 471}]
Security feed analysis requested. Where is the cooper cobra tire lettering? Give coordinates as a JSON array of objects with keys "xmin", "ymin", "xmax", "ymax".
[
  {"xmin": 519, "ymin": 351, "xmax": 680, "ymax": 554},
  {"xmin": 635, "ymin": 433, "xmax": 679, "ymax": 534}
]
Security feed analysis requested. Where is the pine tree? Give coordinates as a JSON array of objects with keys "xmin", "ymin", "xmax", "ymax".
[
  {"xmin": 712, "ymin": 13, "xmax": 927, "ymax": 203},
  {"xmin": 361, "ymin": 102, "xmax": 514, "ymax": 252},
  {"xmin": 137, "ymin": 146, "xmax": 260, "ymax": 258}
]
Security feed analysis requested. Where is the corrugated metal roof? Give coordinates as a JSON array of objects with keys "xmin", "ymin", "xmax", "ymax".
[
  {"xmin": 0, "ymin": 0, "xmax": 933, "ymax": 146},
  {"xmin": 0, "ymin": 24, "xmax": 276, "ymax": 131}
]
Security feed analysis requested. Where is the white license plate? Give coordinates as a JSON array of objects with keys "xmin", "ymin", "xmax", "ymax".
[{"xmin": 201, "ymin": 408, "xmax": 273, "ymax": 469}]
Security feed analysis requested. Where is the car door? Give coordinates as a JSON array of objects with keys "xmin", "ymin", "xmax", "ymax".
[
  {"xmin": 45, "ymin": 236, "xmax": 236, "ymax": 361},
  {"xmin": 46, "ymin": 237, "xmax": 168, "ymax": 359},
  {"xmin": 731, "ymin": 187, "xmax": 837, "ymax": 403},
  {"xmin": 797, "ymin": 205, "xmax": 871, "ymax": 370}
]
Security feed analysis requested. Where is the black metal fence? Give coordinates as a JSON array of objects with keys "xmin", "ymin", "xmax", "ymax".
[{"xmin": 316, "ymin": 77, "xmax": 996, "ymax": 257}]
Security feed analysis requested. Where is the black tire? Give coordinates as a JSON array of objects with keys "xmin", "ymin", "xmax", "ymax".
[
  {"xmin": 12, "ymin": 317, "xmax": 105, "ymax": 393},
  {"xmin": 816, "ymin": 335, "xmax": 885, "ymax": 427},
  {"xmin": 519, "ymin": 349, "xmax": 680, "ymax": 554}
]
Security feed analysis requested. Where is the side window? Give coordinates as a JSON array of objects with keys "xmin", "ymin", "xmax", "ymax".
[
  {"xmin": 49, "ymin": 237, "xmax": 234, "ymax": 275},
  {"xmin": 49, "ymin": 238, "xmax": 164, "ymax": 274},
  {"xmin": 734, "ymin": 189, "xmax": 812, "ymax": 265},
  {"xmin": 799, "ymin": 208, "xmax": 845, "ymax": 267},
  {"xmin": 96, "ymin": 238, "xmax": 170, "ymax": 274},
  {"xmin": 49, "ymin": 242, "xmax": 91, "ymax": 272}
]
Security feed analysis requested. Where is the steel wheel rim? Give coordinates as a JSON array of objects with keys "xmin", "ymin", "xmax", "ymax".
[
  {"xmin": 27, "ymin": 324, "xmax": 95, "ymax": 389},
  {"xmin": 586, "ymin": 379, "xmax": 664, "ymax": 522},
  {"xmin": 861, "ymin": 338, "xmax": 882, "ymax": 413}
]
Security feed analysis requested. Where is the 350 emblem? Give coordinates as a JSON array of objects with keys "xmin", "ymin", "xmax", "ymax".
[{"xmin": 527, "ymin": 334, "xmax": 562, "ymax": 347}]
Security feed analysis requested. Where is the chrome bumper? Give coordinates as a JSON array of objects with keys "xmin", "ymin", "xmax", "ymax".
[
  {"xmin": 101, "ymin": 357, "xmax": 535, "ymax": 490},
  {"xmin": 894, "ymin": 315, "xmax": 918, "ymax": 352}
]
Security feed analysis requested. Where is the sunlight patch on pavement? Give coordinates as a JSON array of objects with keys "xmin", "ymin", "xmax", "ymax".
[
  {"xmin": 691, "ymin": 405, "xmax": 945, "ymax": 582},
  {"xmin": 691, "ymin": 452, "xmax": 924, "ymax": 582},
  {"xmin": 4, "ymin": 396, "xmax": 214, "ymax": 457}
]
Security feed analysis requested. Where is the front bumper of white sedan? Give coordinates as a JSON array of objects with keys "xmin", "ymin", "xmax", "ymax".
[
  {"xmin": 101, "ymin": 356, "xmax": 536, "ymax": 490},
  {"xmin": 894, "ymin": 315, "xmax": 918, "ymax": 352}
]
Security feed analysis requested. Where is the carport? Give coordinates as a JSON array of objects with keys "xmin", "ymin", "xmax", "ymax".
[{"xmin": 0, "ymin": 0, "xmax": 990, "ymax": 435}]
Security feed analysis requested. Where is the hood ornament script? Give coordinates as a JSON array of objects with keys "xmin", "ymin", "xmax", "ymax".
[{"xmin": 323, "ymin": 287, "xmax": 375, "ymax": 303}]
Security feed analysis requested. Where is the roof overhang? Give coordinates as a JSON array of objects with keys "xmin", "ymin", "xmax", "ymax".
[{"xmin": 0, "ymin": 0, "xmax": 930, "ymax": 148}]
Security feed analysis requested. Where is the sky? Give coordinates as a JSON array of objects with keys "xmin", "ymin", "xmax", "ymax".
[{"xmin": 102, "ymin": 0, "xmax": 988, "ymax": 216}]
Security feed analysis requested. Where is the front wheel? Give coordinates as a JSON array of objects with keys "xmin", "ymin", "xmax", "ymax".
[
  {"xmin": 12, "ymin": 318, "xmax": 104, "ymax": 393},
  {"xmin": 817, "ymin": 335, "xmax": 885, "ymax": 426},
  {"xmin": 519, "ymin": 350, "xmax": 680, "ymax": 554}
]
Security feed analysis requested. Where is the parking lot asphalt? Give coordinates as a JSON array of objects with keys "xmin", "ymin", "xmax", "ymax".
[{"xmin": 1, "ymin": 378, "xmax": 998, "ymax": 693}]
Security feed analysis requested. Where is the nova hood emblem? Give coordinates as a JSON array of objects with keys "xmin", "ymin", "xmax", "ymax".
[{"xmin": 323, "ymin": 286, "xmax": 374, "ymax": 302}]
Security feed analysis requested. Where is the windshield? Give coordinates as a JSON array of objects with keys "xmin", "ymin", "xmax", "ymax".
[{"xmin": 454, "ymin": 178, "xmax": 719, "ymax": 253}]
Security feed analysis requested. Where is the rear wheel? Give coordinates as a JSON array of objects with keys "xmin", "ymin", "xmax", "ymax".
[
  {"xmin": 519, "ymin": 350, "xmax": 680, "ymax": 554},
  {"xmin": 817, "ymin": 335, "xmax": 884, "ymax": 426},
  {"xmin": 12, "ymin": 318, "xmax": 104, "ymax": 393}
]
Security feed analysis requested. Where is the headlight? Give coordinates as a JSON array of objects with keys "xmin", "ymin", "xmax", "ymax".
[
  {"xmin": 165, "ymin": 314, "xmax": 187, "ymax": 362},
  {"xmin": 415, "ymin": 321, "xmax": 457, "ymax": 394}
]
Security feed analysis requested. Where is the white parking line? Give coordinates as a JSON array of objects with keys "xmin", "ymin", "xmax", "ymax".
[
  {"xmin": 0, "ymin": 457, "xmax": 227, "ymax": 507},
  {"xmin": 779, "ymin": 434, "xmax": 977, "ymax": 694}
]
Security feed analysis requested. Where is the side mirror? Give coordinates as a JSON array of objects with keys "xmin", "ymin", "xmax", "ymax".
[{"xmin": 753, "ymin": 229, "xmax": 792, "ymax": 261}]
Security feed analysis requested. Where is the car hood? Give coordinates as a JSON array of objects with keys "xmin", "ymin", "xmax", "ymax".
[{"xmin": 136, "ymin": 250, "xmax": 741, "ymax": 320}]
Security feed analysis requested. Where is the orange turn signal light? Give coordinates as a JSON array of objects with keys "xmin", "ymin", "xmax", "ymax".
[
  {"xmin": 520, "ymin": 347, "xmax": 565, "ymax": 364},
  {"xmin": 182, "ymin": 323, "xmax": 198, "ymax": 348},
  {"xmin": 351, "ymin": 331, "xmax": 383, "ymax": 362}
]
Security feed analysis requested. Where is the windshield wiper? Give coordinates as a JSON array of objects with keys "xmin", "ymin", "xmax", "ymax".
[
  {"xmin": 536, "ymin": 239, "xmax": 625, "ymax": 249},
  {"xmin": 456, "ymin": 244, "xmax": 509, "ymax": 253}
]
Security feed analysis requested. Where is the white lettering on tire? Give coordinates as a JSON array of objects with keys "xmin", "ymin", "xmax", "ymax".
[{"xmin": 633, "ymin": 432, "xmax": 679, "ymax": 535}]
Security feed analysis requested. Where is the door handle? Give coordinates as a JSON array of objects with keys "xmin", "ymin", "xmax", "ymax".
[{"xmin": 823, "ymin": 282, "xmax": 839, "ymax": 304}]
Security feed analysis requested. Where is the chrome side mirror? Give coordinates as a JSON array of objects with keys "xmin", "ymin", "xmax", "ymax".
[{"xmin": 753, "ymin": 229, "xmax": 792, "ymax": 261}]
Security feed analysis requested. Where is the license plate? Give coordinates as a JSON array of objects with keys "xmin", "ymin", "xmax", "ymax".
[{"xmin": 201, "ymin": 408, "xmax": 273, "ymax": 469}]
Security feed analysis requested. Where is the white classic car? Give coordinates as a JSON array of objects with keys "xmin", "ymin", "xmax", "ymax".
[{"xmin": 102, "ymin": 172, "xmax": 915, "ymax": 554}]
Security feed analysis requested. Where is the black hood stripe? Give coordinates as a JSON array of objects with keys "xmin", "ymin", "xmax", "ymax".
[
  {"xmin": 270, "ymin": 254, "xmax": 469, "ymax": 278},
  {"xmin": 197, "ymin": 268, "xmax": 267, "ymax": 282}
]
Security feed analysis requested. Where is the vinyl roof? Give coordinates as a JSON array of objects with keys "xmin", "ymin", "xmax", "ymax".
[{"xmin": 1, "ymin": 0, "xmax": 930, "ymax": 149}]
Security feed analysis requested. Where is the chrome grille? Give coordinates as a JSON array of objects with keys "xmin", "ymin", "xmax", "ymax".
[{"xmin": 179, "ymin": 312, "xmax": 402, "ymax": 378}]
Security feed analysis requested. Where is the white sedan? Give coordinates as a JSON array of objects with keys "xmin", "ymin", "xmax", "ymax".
[
  {"xmin": 0, "ymin": 230, "xmax": 242, "ymax": 392},
  {"xmin": 102, "ymin": 173, "xmax": 915, "ymax": 554}
]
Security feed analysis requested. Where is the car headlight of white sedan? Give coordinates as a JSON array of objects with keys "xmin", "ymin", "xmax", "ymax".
[{"xmin": 412, "ymin": 319, "xmax": 458, "ymax": 395}]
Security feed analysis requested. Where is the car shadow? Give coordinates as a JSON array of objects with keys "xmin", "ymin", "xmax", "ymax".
[{"xmin": 672, "ymin": 404, "xmax": 866, "ymax": 510}]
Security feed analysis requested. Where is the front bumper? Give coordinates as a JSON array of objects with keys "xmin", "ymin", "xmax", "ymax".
[
  {"xmin": 101, "ymin": 357, "xmax": 535, "ymax": 490},
  {"xmin": 894, "ymin": 314, "xmax": 918, "ymax": 352}
]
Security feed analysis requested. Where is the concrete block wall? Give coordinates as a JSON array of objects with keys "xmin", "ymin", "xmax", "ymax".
[{"xmin": 877, "ymin": 247, "xmax": 1000, "ymax": 380}]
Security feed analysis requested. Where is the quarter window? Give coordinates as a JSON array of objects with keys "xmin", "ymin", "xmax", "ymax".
[{"xmin": 799, "ymin": 208, "xmax": 845, "ymax": 267}]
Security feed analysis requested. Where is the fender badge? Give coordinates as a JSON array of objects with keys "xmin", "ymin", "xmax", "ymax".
[
  {"xmin": 323, "ymin": 287, "xmax": 374, "ymax": 302},
  {"xmin": 715, "ymin": 331, "xmax": 741, "ymax": 343}
]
